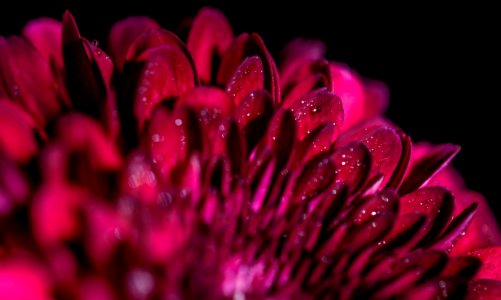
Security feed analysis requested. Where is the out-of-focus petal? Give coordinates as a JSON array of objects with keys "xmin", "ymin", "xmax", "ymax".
[
  {"xmin": 0, "ymin": 260, "xmax": 51, "ymax": 300},
  {"xmin": 187, "ymin": 7, "xmax": 233, "ymax": 83},
  {"xmin": 470, "ymin": 247, "xmax": 501, "ymax": 281},
  {"xmin": 22, "ymin": 18, "xmax": 63, "ymax": 68},
  {"xmin": 108, "ymin": 16, "xmax": 160, "ymax": 72}
]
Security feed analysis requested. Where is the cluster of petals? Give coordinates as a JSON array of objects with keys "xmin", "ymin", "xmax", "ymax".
[{"xmin": 0, "ymin": 7, "xmax": 500, "ymax": 299}]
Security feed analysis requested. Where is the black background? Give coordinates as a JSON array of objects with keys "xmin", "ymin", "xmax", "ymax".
[{"xmin": 1, "ymin": 1, "xmax": 499, "ymax": 217}]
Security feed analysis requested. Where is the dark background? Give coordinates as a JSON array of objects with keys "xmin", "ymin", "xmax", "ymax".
[{"xmin": 1, "ymin": 1, "xmax": 499, "ymax": 217}]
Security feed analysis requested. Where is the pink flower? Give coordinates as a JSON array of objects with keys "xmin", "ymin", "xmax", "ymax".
[{"xmin": 0, "ymin": 7, "xmax": 500, "ymax": 299}]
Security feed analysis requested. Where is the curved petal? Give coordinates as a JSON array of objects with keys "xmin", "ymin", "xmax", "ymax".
[
  {"xmin": 108, "ymin": 16, "xmax": 160, "ymax": 72},
  {"xmin": 187, "ymin": 7, "xmax": 233, "ymax": 83},
  {"xmin": 471, "ymin": 247, "xmax": 501, "ymax": 281},
  {"xmin": 226, "ymin": 56, "xmax": 265, "ymax": 106}
]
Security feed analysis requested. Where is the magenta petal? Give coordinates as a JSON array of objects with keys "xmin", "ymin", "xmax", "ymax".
[
  {"xmin": 217, "ymin": 33, "xmax": 280, "ymax": 104},
  {"xmin": 57, "ymin": 114, "xmax": 122, "ymax": 170},
  {"xmin": 121, "ymin": 151, "xmax": 159, "ymax": 204},
  {"xmin": 342, "ymin": 212, "xmax": 394, "ymax": 252},
  {"xmin": 108, "ymin": 16, "xmax": 160, "ymax": 72},
  {"xmin": 399, "ymin": 144, "xmax": 460, "ymax": 195},
  {"xmin": 226, "ymin": 56, "xmax": 265, "ymax": 106},
  {"xmin": 329, "ymin": 62, "xmax": 366, "ymax": 130},
  {"xmin": 279, "ymin": 38, "xmax": 326, "ymax": 89},
  {"xmin": 0, "ymin": 36, "xmax": 62, "ymax": 124},
  {"xmin": 0, "ymin": 260, "xmax": 51, "ymax": 300},
  {"xmin": 0, "ymin": 101, "xmax": 38, "ymax": 163},
  {"xmin": 471, "ymin": 247, "xmax": 501, "ymax": 281},
  {"xmin": 467, "ymin": 279, "xmax": 501, "ymax": 300},
  {"xmin": 331, "ymin": 142, "xmax": 370, "ymax": 191},
  {"xmin": 289, "ymin": 88, "xmax": 343, "ymax": 141},
  {"xmin": 293, "ymin": 154, "xmax": 335, "ymax": 202},
  {"xmin": 399, "ymin": 187, "xmax": 454, "ymax": 246},
  {"xmin": 147, "ymin": 106, "xmax": 201, "ymax": 182},
  {"xmin": 235, "ymin": 89, "xmax": 274, "ymax": 151},
  {"xmin": 350, "ymin": 190, "xmax": 398, "ymax": 226},
  {"xmin": 187, "ymin": 7, "xmax": 233, "ymax": 83},
  {"xmin": 22, "ymin": 18, "xmax": 63, "ymax": 69},
  {"xmin": 125, "ymin": 29, "xmax": 188, "ymax": 62},
  {"xmin": 133, "ymin": 46, "xmax": 196, "ymax": 129},
  {"xmin": 442, "ymin": 256, "xmax": 481, "ymax": 278}
]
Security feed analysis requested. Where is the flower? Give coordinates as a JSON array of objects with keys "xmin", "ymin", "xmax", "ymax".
[{"xmin": 0, "ymin": 7, "xmax": 500, "ymax": 299}]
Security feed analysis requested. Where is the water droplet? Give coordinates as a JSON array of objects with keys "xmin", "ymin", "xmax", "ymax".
[
  {"xmin": 91, "ymin": 39, "xmax": 99, "ymax": 47},
  {"xmin": 175, "ymin": 119, "xmax": 183, "ymax": 126},
  {"xmin": 127, "ymin": 269, "xmax": 154, "ymax": 299}
]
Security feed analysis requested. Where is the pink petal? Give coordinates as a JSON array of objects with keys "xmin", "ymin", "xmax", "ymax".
[
  {"xmin": 132, "ymin": 45, "xmax": 196, "ymax": 129},
  {"xmin": 329, "ymin": 62, "xmax": 366, "ymax": 130},
  {"xmin": 226, "ymin": 56, "xmax": 265, "ymax": 107},
  {"xmin": 295, "ymin": 121, "xmax": 337, "ymax": 163},
  {"xmin": 281, "ymin": 68, "xmax": 330, "ymax": 108},
  {"xmin": 22, "ymin": 17, "xmax": 63, "ymax": 69},
  {"xmin": 350, "ymin": 189, "xmax": 398, "ymax": 226},
  {"xmin": 108, "ymin": 16, "xmax": 160, "ymax": 72},
  {"xmin": 125, "ymin": 29, "xmax": 191, "ymax": 64},
  {"xmin": 470, "ymin": 247, "xmax": 501, "ymax": 281},
  {"xmin": 187, "ymin": 7, "xmax": 233, "ymax": 83},
  {"xmin": 57, "ymin": 113, "xmax": 122, "ymax": 170},
  {"xmin": 121, "ymin": 151, "xmax": 159, "ymax": 204},
  {"xmin": 179, "ymin": 86, "xmax": 233, "ymax": 119},
  {"xmin": 399, "ymin": 144, "xmax": 460, "ymax": 195},
  {"xmin": 0, "ymin": 260, "xmax": 51, "ymax": 300},
  {"xmin": 0, "ymin": 101, "xmax": 38, "ymax": 163},
  {"xmin": 289, "ymin": 88, "xmax": 343, "ymax": 141}
]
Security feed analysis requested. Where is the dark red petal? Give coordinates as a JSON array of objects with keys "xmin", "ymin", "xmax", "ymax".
[
  {"xmin": 147, "ymin": 106, "xmax": 201, "ymax": 182},
  {"xmin": 63, "ymin": 11, "xmax": 108, "ymax": 120},
  {"xmin": 0, "ymin": 101, "xmax": 38, "ymax": 163},
  {"xmin": 342, "ymin": 212, "xmax": 394, "ymax": 252},
  {"xmin": 399, "ymin": 144, "xmax": 460, "ymax": 195},
  {"xmin": 226, "ymin": 56, "xmax": 265, "ymax": 106},
  {"xmin": 217, "ymin": 33, "xmax": 280, "ymax": 104},
  {"xmin": 331, "ymin": 142, "xmax": 370, "ymax": 191},
  {"xmin": 133, "ymin": 45, "xmax": 196, "ymax": 129},
  {"xmin": 329, "ymin": 62, "xmax": 366, "ymax": 130},
  {"xmin": 467, "ymin": 279, "xmax": 501, "ymax": 300},
  {"xmin": 108, "ymin": 16, "xmax": 160, "ymax": 72},
  {"xmin": 22, "ymin": 17, "xmax": 63, "ymax": 68},
  {"xmin": 431, "ymin": 202, "xmax": 478, "ymax": 253},
  {"xmin": 0, "ymin": 37, "xmax": 62, "ymax": 124},
  {"xmin": 279, "ymin": 38, "xmax": 326, "ymax": 89},
  {"xmin": 339, "ymin": 124, "xmax": 403, "ymax": 186},
  {"xmin": 471, "ymin": 247, "xmax": 501, "ymax": 281},
  {"xmin": 235, "ymin": 89, "xmax": 274, "ymax": 152},
  {"xmin": 282, "ymin": 71, "xmax": 329, "ymax": 108},
  {"xmin": 57, "ymin": 113, "xmax": 122, "ymax": 170},
  {"xmin": 399, "ymin": 187, "xmax": 454, "ymax": 246},
  {"xmin": 125, "ymin": 29, "xmax": 185, "ymax": 61},
  {"xmin": 293, "ymin": 154, "xmax": 335, "ymax": 202},
  {"xmin": 187, "ymin": 7, "xmax": 233, "ymax": 83},
  {"xmin": 289, "ymin": 88, "xmax": 343, "ymax": 141},
  {"xmin": 266, "ymin": 109, "xmax": 297, "ymax": 168},
  {"xmin": 350, "ymin": 189, "xmax": 398, "ymax": 225},
  {"xmin": 442, "ymin": 256, "xmax": 481, "ymax": 278}
]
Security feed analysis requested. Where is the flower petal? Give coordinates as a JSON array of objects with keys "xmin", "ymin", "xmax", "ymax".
[
  {"xmin": 329, "ymin": 62, "xmax": 366, "ymax": 130},
  {"xmin": 235, "ymin": 89, "xmax": 274, "ymax": 152},
  {"xmin": 279, "ymin": 38, "xmax": 326, "ymax": 90},
  {"xmin": 131, "ymin": 45, "xmax": 196, "ymax": 129},
  {"xmin": 217, "ymin": 33, "xmax": 280, "ymax": 104},
  {"xmin": 147, "ymin": 105, "xmax": 201, "ymax": 182},
  {"xmin": 0, "ymin": 260, "xmax": 51, "ymax": 300},
  {"xmin": 22, "ymin": 17, "xmax": 63, "ymax": 69},
  {"xmin": 331, "ymin": 142, "xmax": 371, "ymax": 192},
  {"xmin": 0, "ymin": 101, "xmax": 38, "ymax": 163},
  {"xmin": 467, "ymin": 279, "xmax": 501, "ymax": 300},
  {"xmin": 187, "ymin": 7, "xmax": 233, "ymax": 83},
  {"xmin": 399, "ymin": 187, "xmax": 454, "ymax": 246},
  {"xmin": 470, "ymin": 247, "xmax": 501, "ymax": 281},
  {"xmin": 289, "ymin": 88, "xmax": 343, "ymax": 141},
  {"xmin": 399, "ymin": 144, "xmax": 460, "ymax": 195},
  {"xmin": 226, "ymin": 56, "xmax": 265, "ymax": 107},
  {"xmin": 108, "ymin": 16, "xmax": 160, "ymax": 72}
]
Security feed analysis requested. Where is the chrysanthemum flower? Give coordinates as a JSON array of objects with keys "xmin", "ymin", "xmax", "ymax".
[{"xmin": 0, "ymin": 7, "xmax": 500, "ymax": 299}]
